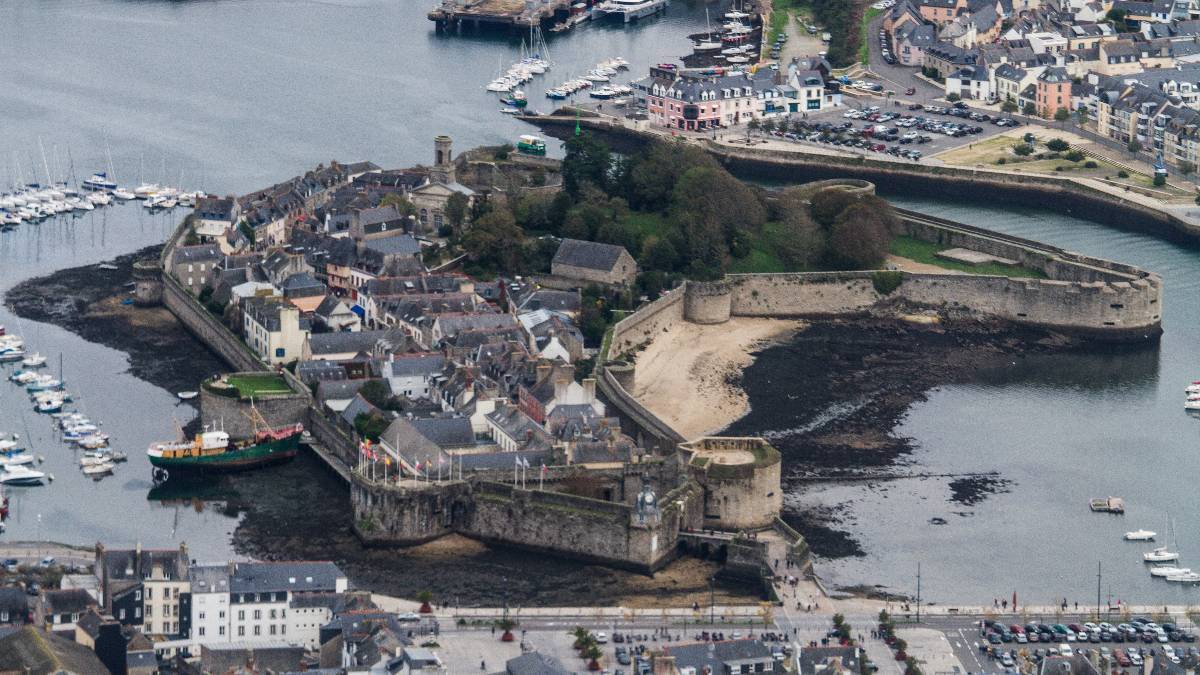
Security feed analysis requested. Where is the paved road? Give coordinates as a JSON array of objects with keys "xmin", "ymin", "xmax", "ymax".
[{"xmin": 863, "ymin": 12, "xmax": 942, "ymax": 104}]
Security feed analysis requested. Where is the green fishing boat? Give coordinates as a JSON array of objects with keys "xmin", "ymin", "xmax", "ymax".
[{"xmin": 147, "ymin": 423, "xmax": 303, "ymax": 477}]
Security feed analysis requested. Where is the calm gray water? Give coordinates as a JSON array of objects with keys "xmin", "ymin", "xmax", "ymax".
[
  {"xmin": 2, "ymin": 0, "xmax": 1197, "ymax": 604},
  {"xmin": 787, "ymin": 195, "xmax": 1200, "ymax": 606}
]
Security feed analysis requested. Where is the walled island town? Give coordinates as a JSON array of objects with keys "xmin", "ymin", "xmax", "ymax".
[{"xmin": 3, "ymin": 0, "xmax": 1200, "ymax": 672}]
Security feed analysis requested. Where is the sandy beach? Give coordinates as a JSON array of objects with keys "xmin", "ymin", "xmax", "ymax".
[{"xmin": 631, "ymin": 317, "xmax": 803, "ymax": 439}]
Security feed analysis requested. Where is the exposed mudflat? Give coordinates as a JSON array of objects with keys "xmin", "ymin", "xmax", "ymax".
[
  {"xmin": 723, "ymin": 316, "xmax": 1074, "ymax": 559},
  {"xmin": 5, "ymin": 245, "xmax": 225, "ymax": 396}
]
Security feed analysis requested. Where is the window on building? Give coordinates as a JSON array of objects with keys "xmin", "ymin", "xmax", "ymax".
[
  {"xmin": 199, "ymin": 627, "xmax": 205, "ymax": 637},
  {"xmin": 254, "ymin": 609, "xmax": 261, "ymax": 620},
  {"xmin": 219, "ymin": 626, "xmax": 226, "ymax": 636},
  {"xmin": 275, "ymin": 348, "xmax": 285, "ymax": 358},
  {"xmin": 254, "ymin": 625, "xmax": 261, "ymax": 636},
  {"xmin": 270, "ymin": 609, "xmax": 277, "ymax": 620},
  {"xmin": 238, "ymin": 610, "xmax": 245, "ymax": 621},
  {"xmin": 198, "ymin": 611, "xmax": 205, "ymax": 620},
  {"xmin": 238, "ymin": 626, "xmax": 244, "ymax": 637},
  {"xmin": 135, "ymin": 590, "xmax": 141, "ymax": 601},
  {"xmin": 270, "ymin": 624, "xmax": 277, "ymax": 635}
]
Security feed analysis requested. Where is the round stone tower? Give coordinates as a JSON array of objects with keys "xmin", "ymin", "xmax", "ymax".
[
  {"xmin": 683, "ymin": 280, "xmax": 732, "ymax": 325},
  {"xmin": 132, "ymin": 259, "xmax": 163, "ymax": 306}
]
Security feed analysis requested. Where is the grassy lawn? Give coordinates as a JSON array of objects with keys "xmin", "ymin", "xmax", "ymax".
[
  {"xmin": 729, "ymin": 221, "xmax": 803, "ymax": 274},
  {"xmin": 226, "ymin": 373, "xmax": 292, "ymax": 397},
  {"xmin": 890, "ymin": 236, "xmax": 1047, "ymax": 278},
  {"xmin": 936, "ymin": 135, "xmax": 1194, "ymax": 198},
  {"xmin": 618, "ymin": 211, "xmax": 670, "ymax": 242}
]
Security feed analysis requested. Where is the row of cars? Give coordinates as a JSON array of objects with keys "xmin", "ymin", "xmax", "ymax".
[
  {"xmin": 770, "ymin": 126, "xmax": 926, "ymax": 160},
  {"xmin": 878, "ymin": 27, "xmax": 897, "ymax": 64},
  {"xmin": 913, "ymin": 103, "xmax": 1023, "ymax": 128},
  {"xmin": 984, "ymin": 619, "xmax": 1196, "ymax": 646}
]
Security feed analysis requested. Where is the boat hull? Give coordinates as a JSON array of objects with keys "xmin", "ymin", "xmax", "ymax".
[{"xmin": 148, "ymin": 432, "xmax": 301, "ymax": 474}]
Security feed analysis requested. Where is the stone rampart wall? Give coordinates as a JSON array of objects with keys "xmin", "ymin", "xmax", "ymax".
[
  {"xmin": 199, "ymin": 386, "xmax": 309, "ymax": 441},
  {"xmin": 161, "ymin": 272, "xmax": 265, "ymax": 373},
  {"xmin": 608, "ymin": 286, "xmax": 685, "ymax": 357}
]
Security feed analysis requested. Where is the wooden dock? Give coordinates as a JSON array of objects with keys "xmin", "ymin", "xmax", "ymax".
[
  {"xmin": 428, "ymin": 0, "xmax": 572, "ymax": 29},
  {"xmin": 1089, "ymin": 496, "xmax": 1125, "ymax": 513}
]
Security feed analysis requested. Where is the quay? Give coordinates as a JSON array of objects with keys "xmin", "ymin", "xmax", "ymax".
[{"xmin": 428, "ymin": 0, "xmax": 571, "ymax": 30}]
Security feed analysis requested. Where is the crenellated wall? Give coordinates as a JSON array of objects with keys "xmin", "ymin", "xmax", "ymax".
[{"xmin": 609, "ymin": 286, "xmax": 685, "ymax": 356}]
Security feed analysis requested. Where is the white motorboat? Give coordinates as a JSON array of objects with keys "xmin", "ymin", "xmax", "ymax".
[
  {"xmin": 1125, "ymin": 529, "xmax": 1157, "ymax": 541},
  {"xmin": 0, "ymin": 465, "xmax": 45, "ymax": 485},
  {"xmin": 87, "ymin": 192, "xmax": 112, "ymax": 206},
  {"xmin": 1145, "ymin": 547, "xmax": 1180, "ymax": 562},
  {"xmin": 74, "ymin": 435, "xmax": 109, "ymax": 450},
  {"xmin": 79, "ymin": 454, "xmax": 113, "ymax": 467},
  {"xmin": 1167, "ymin": 571, "xmax": 1200, "ymax": 583},
  {"xmin": 81, "ymin": 461, "xmax": 114, "ymax": 476},
  {"xmin": 20, "ymin": 353, "xmax": 46, "ymax": 368},
  {"xmin": 1187, "ymin": 398, "xmax": 1200, "ymax": 410},
  {"xmin": 143, "ymin": 194, "xmax": 170, "ymax": 209},
  {"xmin": 111, "ymin": 188, "xmax": 136, "ymax": 200},
  {"xmin": 1151, "ymin": 566, "xmax": 1191, "ymax": 577},
  {"xmin": 177, "ymin": 391, "xmax": 198, "ymax": 400},
  {"xmin": 0, "ymin": 453, "xmax": 35, "ymax": 467}
]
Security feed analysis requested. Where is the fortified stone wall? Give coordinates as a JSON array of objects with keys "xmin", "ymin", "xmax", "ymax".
[
  {"xmin": 682, "ymin": 281, "xmax": 733, "ymax": 325},
  {"xmin": 608, "ymin": 286, "xmax": 685, "ymax": 357},
  {"xmin": 350, "ymin": 476, "xmax": 706, "ymax": 571},
  {"xmin": 199, "ymin": 383, "xmax": 310, "ymax": 441},
  {"xmin": 725, "ymin": 273, "xmax": 878, "ymax": 317},
  {"xmin": 161, "ymin": 273, "xmax": 265, "ymax": 373}
]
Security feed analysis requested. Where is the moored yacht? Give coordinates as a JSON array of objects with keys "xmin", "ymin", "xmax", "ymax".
[
  {"xmin": 1144, "ymin": 547, "xmax": 1180, "ymax": 562},
  {"xmin": 1151, "ymin": 566, "xmax": 1191, "ymax": 577},
  {"xmin": 1125, "ymin": 529, "xmax": 1156, "ymax": 541}
]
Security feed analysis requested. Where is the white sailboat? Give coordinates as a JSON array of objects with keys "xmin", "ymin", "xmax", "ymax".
[
  {"xmin": 1151, "ymin": 566, "xmax": 1191, "ymax": 577},
  {"xmin": 1125, "ymin": 529, "xmax": 1156, "ymax": 541}
]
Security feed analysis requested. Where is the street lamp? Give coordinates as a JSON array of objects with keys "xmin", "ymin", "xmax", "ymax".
[{"xmin": 710, "ymin": 576, "xmax": 716, "ymax": 626}]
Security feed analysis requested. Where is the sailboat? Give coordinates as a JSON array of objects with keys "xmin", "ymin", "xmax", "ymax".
[{"xmin": 1144, "ymin": 516, "xmax": 1180, "ymax": 561}]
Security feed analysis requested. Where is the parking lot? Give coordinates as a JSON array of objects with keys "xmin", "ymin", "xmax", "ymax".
[
  {"xmin": 949, "ymin": 618, "xmax": 1200, "ymax": 673},
  {"xmin": 763, "ymin": 100, "xmax": 1016, "ymax": 162}
]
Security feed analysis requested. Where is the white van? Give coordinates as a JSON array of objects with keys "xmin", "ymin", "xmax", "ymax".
[{"xmin": 1059, "ymin": 644, "xmax": 1073, "ymax": 657}]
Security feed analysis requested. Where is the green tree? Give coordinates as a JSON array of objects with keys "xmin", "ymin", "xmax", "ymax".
[
  {"xmin": 1000, "ymin": 100, "xmax": 1018, "ymax": 113},
  {"xmin": 760, "ymin": 117, "xmax": 776, "ymax": 133},
  {"xmin": 1128, "ymin": 139, "xmax": 1142, "ymax": 153},
  {"xmin": 775, "ymin": 186, "xmax": 827, "ymax": 268},
  {"xmin": 563, "ymin": 132, "xmax": 612, "ymax": 197},
  {"xmin": 1154, "ymin": 174, "xmax": 1167, "ymax": 186},
  {"xmin": 642, "ymin": 236, "xmax": 681, "ymax": 272},
  {"xmin": 1053, "ymin": 107, "xmax": 1070, "ymax": 122},
  {"xmin": 810, "ymin": 188, "xmax": 861, "ymax": 227},
  {"xmin": 1045, "ymin": 138, "xmax": 1070, "ymax": 152},
  {"xmin": 354, "ymin": 412, "xmax": 389, "ymax": 442},
  {"xmin": 380, "ymin": 193, "xmax": 418, "ymax": 219},
  {"xmin": 828, "ymin": 202, "xmax": 893, "ymax": 269},
  {"xmin": 671, "ymin": 165, "xmax": 766, "ymax": 243},
  {"xmin": 945, "ymin": 92, "xmax": 961, "ymax": 102},
  {"xmin": 514, "ymin": 192, "xmax": 555, "ymax": 232},
  {"xmin": 626, "ymin": 140, "xmax": 717, "ymax": 212},
  {"xmin": 1180, "ymin": 161, "xmax": 1196, "ymax": 175},
  {"xmin": 748, "ymin": 117, "xmax": 762, "ymax": 134},
  {"xmin": 1013, "ymin": 143, "xmax": 1034, "ymax": 156},
  {"xmin": 444, "ymin": 192, "xmax": 469, "ymax": 230},
  {"xmin": 462, "ymin": 207, "xmax": 526, "ymax": 273},
  {"xmin": 359, "ymin": 380, "xmax": 393, "ymax": 409}
]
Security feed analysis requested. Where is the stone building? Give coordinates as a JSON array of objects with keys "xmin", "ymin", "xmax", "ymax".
[
  {"xmin": 680, "ymin": 437, "xmax": 783, "ymax": 531},
  {"xmin": 171, "ymin": 243, "xmax": 222, "ymax": 296},
  {"xmin": 550, "ymin": 238, "xmax": 637, "ymax": 287},
  {"xmin": 409, "ymin": 136, "xmax": 475, "ymax": 232}
]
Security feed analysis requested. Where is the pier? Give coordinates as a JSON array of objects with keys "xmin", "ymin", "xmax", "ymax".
[{"xmin": 428, "ymin": 0, "xmax": 571, "ymax": 30}]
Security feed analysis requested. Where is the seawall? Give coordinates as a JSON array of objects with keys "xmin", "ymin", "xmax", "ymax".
[{"xmin": 523, "ymin": 115, "xmax": 1200, "ymax": 245}]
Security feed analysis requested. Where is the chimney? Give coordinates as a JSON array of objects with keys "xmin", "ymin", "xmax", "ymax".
[
  {"xmin": 554, "ymin": 378, "xmax": 569, "ymax": 403},
  {"xmin": 582, "ymin": 378, "xmax": 596, "ymax": 403}
]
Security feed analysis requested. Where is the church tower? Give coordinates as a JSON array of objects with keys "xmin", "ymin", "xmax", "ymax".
[{"xmin": 430, "ymin": 135, "xmax": 456, "ymax": 185}]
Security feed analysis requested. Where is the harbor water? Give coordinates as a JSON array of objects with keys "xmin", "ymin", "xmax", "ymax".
[{"xmin": 2, "ymin": 0, "xmax": 1200, "ymax": 604}]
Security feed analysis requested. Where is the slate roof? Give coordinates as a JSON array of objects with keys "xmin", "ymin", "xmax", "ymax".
[
  {"xmin": 796, "ymin": 646, "xmax": 859, "ymax": 675},
  {"xmin": 307, "ymin": 328, "xmax": 405, "ymax": 356},
  {"xmin": 506, "ymin": 651, "xmax": 572, "ymax": 674},
  {"xmin": 363, "ymin": 233, "xmax": 421, "ymax": 257},
  {"xmin": 1038, "ymin": 66, "xmax": 1071, "ymax": 83},
  {"xmin": 195, "ymin": 196, "xmax": 236, "ymax": 222},
  {"xmin": 411, "ymin": 417, "xmax": 475, "ymax": 448},
  {"xmin": 40, "ymin": 589, "xmax": 95, "ymax": 616},
  {"xmin": 0, "ymin": 626, "xmax": 109, "ymax": 673},
  {"xmin": 173, "ymin": 243, "xmax": 222, "ymax": 264},
  {"xmin": 228, "ymin": 561, "xmax": 345, "ymax": 594},
  {"xmin": 201, "ymin": 643, "xmax": 306, "ymax": 674},
  {"xmin": 665, "ymin": 639, "xmax": 776, "ymax": 671},
  {"xmin": 340, "ymin": 394, "xmax": 380, "ymax": 428},
  {"xmin": 280, "ymin": 272, "xmax": 327, "ymax": 298},
  {"xmin": 994, "ymin": 62, "xmax": 1027, "ymax": 81},
  {"xmin": 189, "ymin": 565, "xmax": 231, "ymax": 595},
  {"xmin": 551, "ymin": 238, "xmax": 629, "ymax": 272},
  {"xmin": 297, "ymin": 359, "xmax": 348, "ymax": 385},
  {"xmin": 317, "ymin": 379, "xmax": 371, "ymax": 403},
  {"xmin": 517, "ymin": 289, "xmax": 581, "ymax": 313},
  {"xmin": 0, "ymin": 589, "xmax": 28, "ymax": 619},
  {"xmin": 388, "ymin": 354, "xmax": 445, "ymax": 377}
]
